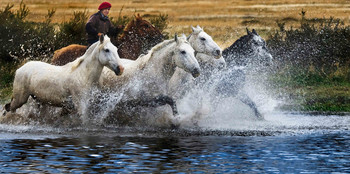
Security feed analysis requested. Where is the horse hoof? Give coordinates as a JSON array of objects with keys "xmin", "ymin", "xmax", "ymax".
[
  {"xmin": 4, "ymin": 103, "xmax": 11, "ymax": 112},
  {"xmin": 170, "ymin": 123, "xmax": 180, "ymax": 130},
  {"xmin": 172, "ymin": 109, "xmax": 178, "ymax": 116}
]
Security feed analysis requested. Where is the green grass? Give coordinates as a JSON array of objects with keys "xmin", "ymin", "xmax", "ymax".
[
  {"xmin": 273, "ymin": 80, "xmax": 350, "ymax": 112},
  {"xmin": 0, "ymin": 86, "xmax": 12, "ymax": 104}
]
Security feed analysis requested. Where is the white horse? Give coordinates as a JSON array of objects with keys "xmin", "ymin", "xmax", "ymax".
[
  {"xmin": 5, "ymin": 35, "xmax": 124, "ymax": 115},
  {"xmin": 100, "ymin": 34, "xmax": 200, "ymax": 117},
  {"xmin": 169, "ymin": 25, "xmax": 225, "ymax": 100}
]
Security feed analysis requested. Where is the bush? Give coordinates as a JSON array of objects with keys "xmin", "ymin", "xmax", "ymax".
[
  {"xmin": 0, "ymin": 2, "xmax": 57, "ymax": 62},
  {"xmin": 55, "ymin": 10, "xmax": 89, "ymax": 48},
  {"xmin": 0, "ymin": 1, "xmax": 170, "ymax": 94},
  {"xmin": 150, "ymin": 13, "xmax": 169, "ymax": 39},
  {"xmin": 0, "ymin": 1, "xmax": 170, "ymax": 64},
  {"xmin": 267, "ymin": 10, "xmax": 350, "ymax": 85}
]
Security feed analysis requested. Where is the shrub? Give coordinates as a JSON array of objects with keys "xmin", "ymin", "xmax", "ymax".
[
  {"xmin": 150, "ymin": 13, "xmax": 169, "ymax": 39},
  {"xmin": 0, "ymin": 1, "xmax": 56, "ymax": 62},
  {"xmin": 55, "ymin": 10, "xmax": 89, "ymax": 48},
  {"xmin": 267, "ymin": 10, "xmax": 350, "ymax": 85}
]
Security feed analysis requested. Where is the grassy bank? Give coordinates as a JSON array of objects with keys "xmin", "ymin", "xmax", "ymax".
[{"xmin": 273, "ymin": 82, "xmax": 350, "ymax": 113}]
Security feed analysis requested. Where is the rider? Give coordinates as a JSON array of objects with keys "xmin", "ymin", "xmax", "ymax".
[{"xmin": 85, "ymin": 2, "xmax": 124, "ymax": 46}]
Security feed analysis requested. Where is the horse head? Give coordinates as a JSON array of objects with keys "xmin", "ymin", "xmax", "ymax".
[
  {"xmin": 123, "ymin": 14, "xmax": 163, "ymax": 43},
  {"xmin": 188, "ymin": 25, "xmax": 222, "ymax": 59},
  {"xmin": 97, "ymin": 34, "xmax": 124, "ymax": 76},
  {"xmin": 117, "ymin": 14, "xmax": 163, "ymax": 59},
  {"xmin": 174, "ymin": 34, "xmax": 201, "ymax": 78},
  {"xmin": 196, "ymin": 53, "xmax": 226, "ymax": 70},
  {"xmin": 223, "ymin": 28, "xmax": 273, "ymax": 68},
  {"xmin": 245, "ymin": 28, "xmax": 273, "ymax": 67}
]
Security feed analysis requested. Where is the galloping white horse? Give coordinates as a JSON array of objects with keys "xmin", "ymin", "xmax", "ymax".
[
  {"xmin": 5, "ymin": 35, "xmax": 124, "ymax": 114},
  {"xmin": 101, "ymin": 34, "xmax": 200, "ymax": 115},
  {"xmin": 169, "ymin": 26, "xmax": 225, "ymax": 100}
]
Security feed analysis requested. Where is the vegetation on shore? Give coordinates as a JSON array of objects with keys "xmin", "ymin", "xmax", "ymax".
[
  {"xmin": 0, "ymin": 2, "xmax": 349, "ymax": 112},
  {"xmin": 267, "ymin": 10, "xmax": 350, "ymax": 112}
]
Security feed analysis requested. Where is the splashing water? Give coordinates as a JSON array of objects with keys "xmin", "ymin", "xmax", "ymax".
[{"xmin": 1, "ymin": 58, "xmax": 349, "ymax": 136}]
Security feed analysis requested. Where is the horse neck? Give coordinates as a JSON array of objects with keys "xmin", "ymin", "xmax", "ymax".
[
  {"xmin": 120, "ymin": 28, "xmax": 143, "ymax": 43},
  {"xmin": 143, "ymin": 41, "xmax": 176, "ymax": 82},
  {"xmin": 224, "ymin": 35, "xmax": 254, "ymax": 66},
  {"xmin": 118, "ymin": 30, "xmax": 142, "ymax": 50},
  {"xmin": 75, "ymin": 46, "xmax": 104, "ymax": 86}
]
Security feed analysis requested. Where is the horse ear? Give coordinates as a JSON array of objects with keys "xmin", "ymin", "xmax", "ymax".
[
  {"xmin": 252, "ymin": 29, "xmax": 258, "ymax": 35},
  {"xmin": 246, "ymin": 28, "xmax": 251, "ymax": 35},
  {"xmin": 175, "ymin": 33, "xmax": 178, "ymax": 43},
  {"xmin": 136, "ymin": 15, "xmax": 142, "ymax": 25},
  {"xmin": 99, "ymin": 34, "xmax": 104, "ymax": 43},
  {"xmin": 137, "ymin": 13, "xmax": 142, "ymax": 19},
  {"xmin": 192, "ymin": 25, "xmax": 201, "ymax": 34},
  {"xmin": 191, "ymin": 25, "xmax": 195, "ymax": 32}
]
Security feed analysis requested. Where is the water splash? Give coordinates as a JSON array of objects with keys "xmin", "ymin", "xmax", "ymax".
[{"xmin": 1, "ymin": 59, "xmax": 349, "ymax": 136}]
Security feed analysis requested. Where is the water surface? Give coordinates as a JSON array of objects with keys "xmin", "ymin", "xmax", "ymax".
[{"xmin": 1, "ymin": 112, "xmax": 350, "ymax": 173}]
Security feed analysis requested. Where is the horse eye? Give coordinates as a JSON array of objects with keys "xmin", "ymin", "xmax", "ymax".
[
  {"xmin": 105, "ymin": 49, "xmax": 110, "ymax": 52},
  {"xmin": 181, "ymin": 51, "xmax": 186, "ymax": 54},
  {"xmin": 200, "ymin": 37, "xmax": 206, "ymax": 41}
]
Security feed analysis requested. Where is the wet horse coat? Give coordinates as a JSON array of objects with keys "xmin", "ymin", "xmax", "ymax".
[
  {"xmin": 101, "ymin": 34, "xmax": 200, "ymax": 118},
  {"xmin": 116, "ymin": 14, "xmax": 163, "ymax": 60},
  {"xmin": 217, "ymin": 28, "xmax": 273, "ymax": 118},
  {"xmin": 51, "ymin": 15, "xmax": 163, "ymax": 66},
  {"xmin": 5, "ymin": 35, "xmax": 124, "ymax": 114},
  {"xmin": 169, "ymin": 25, "xmax": 224, "ymax": 100}
]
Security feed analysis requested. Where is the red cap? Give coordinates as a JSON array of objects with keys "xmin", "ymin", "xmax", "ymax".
[{"xmin": 98, "ymin": 2, "xmax": 112, "ymax": 10}]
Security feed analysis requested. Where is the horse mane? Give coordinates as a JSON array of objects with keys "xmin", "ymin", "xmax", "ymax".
[
  {"xmin": 187, "ymin": 26, "xmax": 203, "ymax": 40},
  {"xmin": 120, "ymin": 19, "xmax": 135, "ymax": 38},
  {"xmin": 231, "ymin": 34, "xmax": 250, "ymax": 49},
  {"xmin": 120, "ymin": 14, "xmax": 142, "ymax": 38},
  {"xmin": 135, "ymin": 38, "xmax": 176, "ymax": 70},
  {"xmin": 70, "ymin": 40, "xmax": 103, "ymax": 71},
  {"xmin": 223, "ymin": 34, "xmax": 253, "ymax": 58},
  {"xmin": 120, "ymin": 14, "xmax": 157, "ymax": 38}
]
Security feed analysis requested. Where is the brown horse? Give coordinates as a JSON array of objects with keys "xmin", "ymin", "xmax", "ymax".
[{"xmin": 51, "ymin": 14, "xmax": 163, "ymax": 66}]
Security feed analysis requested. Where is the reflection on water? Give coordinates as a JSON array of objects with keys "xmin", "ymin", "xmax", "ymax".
[
  {"xmin": 1, "ymin": 113, "xmax": 350, "ymax": 173},
  {"xmin": 0, "ymin": 133, "xmax": 350, "ymax": 173}
]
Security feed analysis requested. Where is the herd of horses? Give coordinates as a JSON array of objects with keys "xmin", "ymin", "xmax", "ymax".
[{"xmin": 3, "ymin": 15, "xmax": 273, "ymax": 127}]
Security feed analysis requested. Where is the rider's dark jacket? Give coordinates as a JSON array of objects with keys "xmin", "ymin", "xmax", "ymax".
[{"xmin": 85, "ymin": 11, "xmax": 123, "ymax": 44}]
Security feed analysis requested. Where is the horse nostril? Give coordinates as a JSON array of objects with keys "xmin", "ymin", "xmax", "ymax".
[
  {"xmin": 118, "ymin": 65, "xmax": 124, "ymax": 75},
  {"xmin": 114, "ymin": 65, "xmax": 124, "ymax": 76},
  {"xmin": 215, "ymin": 49, "xmax": 222, "ymax": 58},
  {"xmin": 191, "ymin": 68, "xmax": 200, "ymax": 78}
]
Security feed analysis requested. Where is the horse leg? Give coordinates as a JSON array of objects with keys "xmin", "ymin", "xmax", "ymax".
[
  {"xmin": 7, "ymin": 92, "xmax": 31, "ymax": 113},
  {"xmin": 148, "ymin": 95, "xmax": 178, "ymax": 116},
  {"xmin": 237, "ymin": 92, "xmax": 263, "ymax": 119},
  {"xmin": 61, "ymin": 97, "xmax": 75, "ymax": 116},
  {"xmin": 4, "ymin": 102, "xmax": 11, "ymax": 113},
  {"xmin": 140, "ymin": 95, "xmax": 178, "ymax": 116},
  {"xmin": 117, "ymin": 95, "xmax": 178, "ymax": 116}
]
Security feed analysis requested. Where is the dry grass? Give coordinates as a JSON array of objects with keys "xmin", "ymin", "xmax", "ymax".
[{"xmin": 2, "ymin": 0, "xmax": 350, "ymax": 47}]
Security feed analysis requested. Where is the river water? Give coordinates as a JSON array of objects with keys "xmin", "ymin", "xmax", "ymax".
[{"xmin": 1, "ymin": 112, "xmax": 350, "ymax": 173}]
